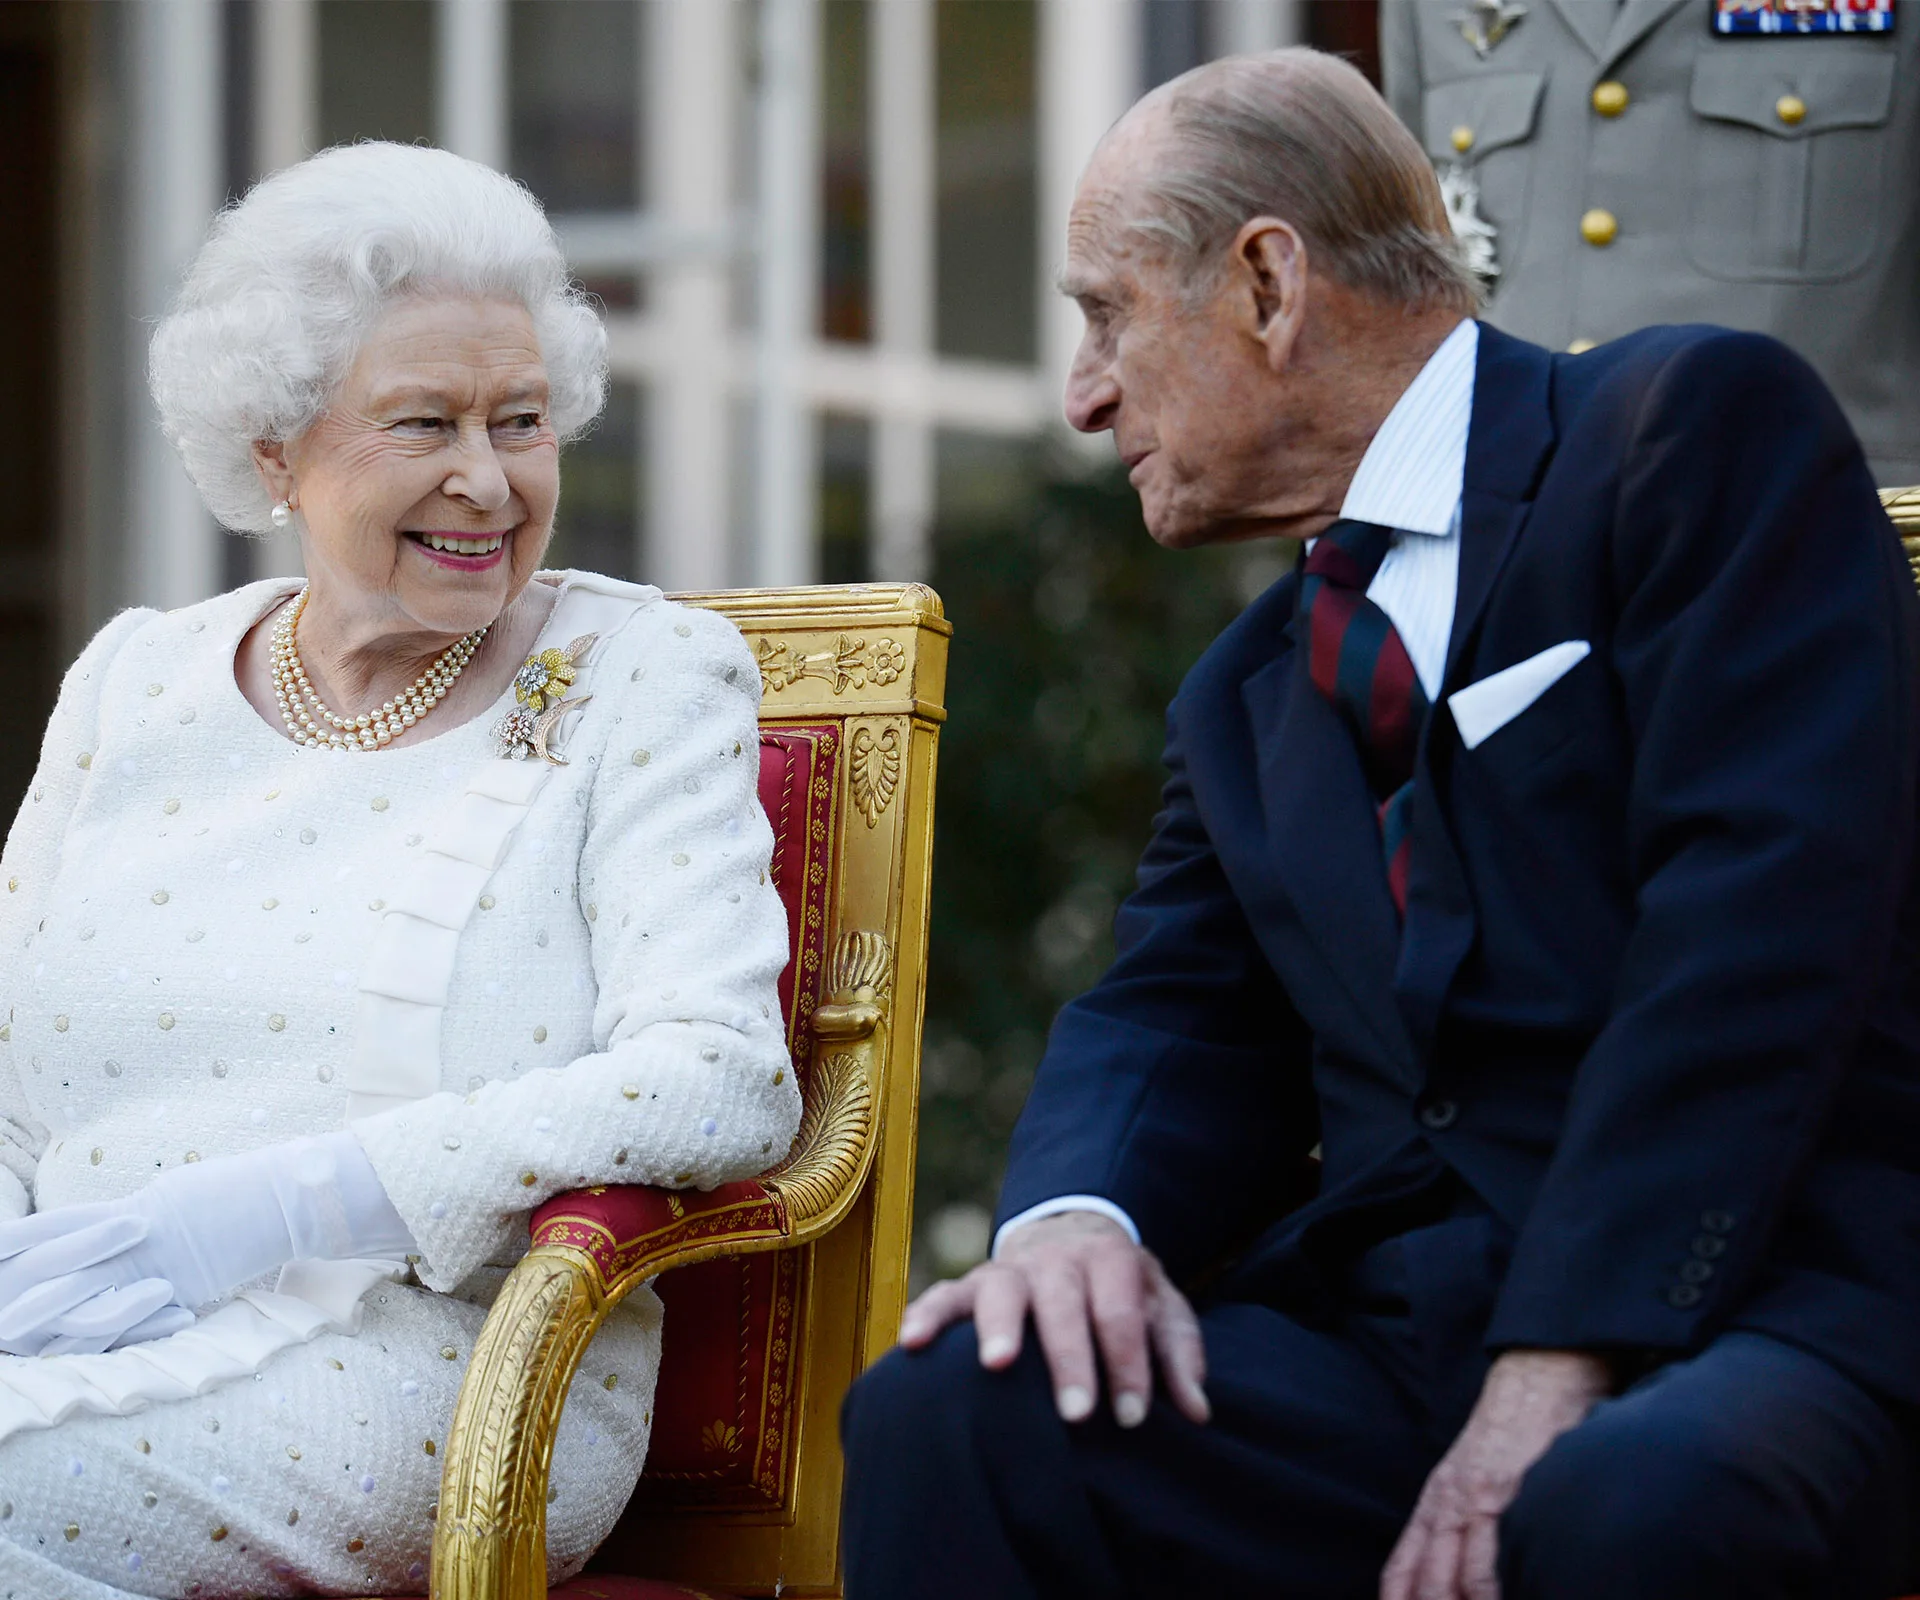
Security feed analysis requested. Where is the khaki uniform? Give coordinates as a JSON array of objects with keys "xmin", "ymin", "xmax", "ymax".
[{"xmin": 1381, "ymin": 0, "xmax": 1920, "ymax": 484}]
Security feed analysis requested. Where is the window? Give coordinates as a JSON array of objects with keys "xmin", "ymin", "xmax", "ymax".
[
  {"xmin": 935, "ymin": 0, "xmax": 1037, "ymax": 364},
  {"xmin": 318, "ymin": 0, "xmax": 435, "ymax": 147},
  {"xmin": 820, "ymin": 0, "xmax": 870, "ymax": 343},
  {"xmin": 550, "ymin": 379, "xmax": 644, "ymax": 581}
]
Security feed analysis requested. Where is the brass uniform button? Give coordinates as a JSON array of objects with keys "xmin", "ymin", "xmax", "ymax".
[
  {"xmin": 1775, "ymin": 93, "xmax": 1806, "ymax": 127},
  {"xmin": 1567, "ymin": 338, "xmax": 1598, "ymax": 355},
  {"xmin": 1451, "ymin": 124, "xmax": 1475, "ymax": 153},
  {"xmin": 1591, "ymin": 80, "xmax": 1629, "ymax": 117},
  {"xmin": 1580, "ymin": 208, "xmax": 1619, "ymax": 247}
]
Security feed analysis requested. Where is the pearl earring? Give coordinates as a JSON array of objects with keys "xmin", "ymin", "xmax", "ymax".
[{"xmin": 270, "ymin": 500, "xmax": 292, "ymax": 529}]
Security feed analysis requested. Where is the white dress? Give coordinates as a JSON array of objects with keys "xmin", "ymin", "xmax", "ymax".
[{"xmin": 0, "ymin": 572, "xmax": 802, "ymax": 1599}]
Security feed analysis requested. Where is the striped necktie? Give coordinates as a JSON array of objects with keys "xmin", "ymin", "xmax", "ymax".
[{"xmin": 1299, "ymin": 519, "xmax": 1430, "ymax": 916}]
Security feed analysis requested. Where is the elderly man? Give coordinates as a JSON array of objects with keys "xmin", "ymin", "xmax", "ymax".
[{"xmin": 840, "ymin": 47, "xmax": 1920, "ymax": 1600}]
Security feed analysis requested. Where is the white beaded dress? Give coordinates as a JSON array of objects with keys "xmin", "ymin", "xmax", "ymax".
[{"xmin": 0, "ymin": 571, "xmax": 801, "ymax": 1599}]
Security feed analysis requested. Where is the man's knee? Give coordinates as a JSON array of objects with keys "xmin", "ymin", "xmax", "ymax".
[
  {"xmin": 1499, "ymin": 1341, "xmax": 1910, "ymax": 1600},
  {"xmin": 843, "ymin": 1322, "xmax": 978, "ymax": 1451},
  {"xmin": 842, "ymin": 1322, "xmax": 1057, "ymax": 1476},
  {"xmin": 1500, "ymin": 1404, "xmax": 1729, "ymax": 1597}
]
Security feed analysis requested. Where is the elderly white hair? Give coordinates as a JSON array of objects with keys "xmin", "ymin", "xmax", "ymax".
[
  {"xmin": 149, "ymin": 141, "xmax": 608, "ymax": 535},
  {"xmin": 1126, "ymin": 50, "xmax": 1480, "ymax": 315}
]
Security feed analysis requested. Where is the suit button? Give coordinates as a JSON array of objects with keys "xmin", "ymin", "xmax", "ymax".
[
  {"xmin": 1667, "ymin": 1284, "xmax": 1703, "ymax": 1309},
  {"xmin": 1700, "ymin": 1210, "xmax": 1737, "ymax": 1234},
  {"xmin": 1419, "ymin": 1099, "xmax": 1459, "ymax": 1131},
  {"xmin": 1691, "ymin": 1235, "xmax": 1727, "ymax": 1259},
  {"xmin": 1679, "ymin": 1260, "xmax": 1715, "ymax": 1285},
  {"xmin": 1451, "ymin": 124, "xmax": 1475, "ymax": 153},
  {"xmin": 1591, "ymin": 80, "xmax": 1629, "ymax": 117},
  {"xmin": 1775, "ymin": 93, "xmax": 1806, "ymax": 127},
  {"xmin": 1580, "ymin": 209, "xmax": 1618, "ymax": 247}
]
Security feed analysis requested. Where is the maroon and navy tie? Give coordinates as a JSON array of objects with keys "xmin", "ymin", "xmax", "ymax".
[{"xmin": 1300, "ymin": 519, "xmax": 1430, "ymax": 917}]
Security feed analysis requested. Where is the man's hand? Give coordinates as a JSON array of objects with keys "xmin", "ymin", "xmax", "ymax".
[
  {"xmin": 897, "ymin": 1210, "xmax": 1211, "ymax": 1429},
  {"xmin": 1380, "ymin": 1349, "xmax": 1611, "ymax": 1600}
]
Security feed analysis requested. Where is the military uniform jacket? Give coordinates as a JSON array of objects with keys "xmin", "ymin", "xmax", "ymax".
[{"xmin": 1382, "ymin": 0, "xmax": 1919, "ymax": 484}]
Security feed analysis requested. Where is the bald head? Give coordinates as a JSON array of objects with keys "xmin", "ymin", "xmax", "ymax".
[
  {"xmin": 1089, "ymin": 49, "xmax": 1476, "ymax": 315},
  {"xmin": 1059, "ymin": 49, "xmax": 1471, "ymax": 551}
]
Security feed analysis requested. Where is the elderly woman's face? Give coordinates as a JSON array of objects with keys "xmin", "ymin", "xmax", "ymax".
[{"xmin": 283, "ymin": 294, "xmax": 559, "ymax": 636}]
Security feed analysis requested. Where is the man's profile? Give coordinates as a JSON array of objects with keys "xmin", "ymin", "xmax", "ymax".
[{"xmin": 839, "ymin": 47, "xmax": 1920, "ymax": 1600}]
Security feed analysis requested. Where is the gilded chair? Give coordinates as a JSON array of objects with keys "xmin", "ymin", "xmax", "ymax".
[
  {"xmin": 412, "ymin": 583, "xmax": 948, "ymax": 1600},
  {"xmin": 1890, "ymin": 485, "xmax": 1920, "ymax": 579}
]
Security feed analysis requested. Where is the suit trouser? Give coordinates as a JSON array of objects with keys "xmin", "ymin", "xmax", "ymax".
[{"xmin": 840, "ymin": 1205, "xmax": 1916, "ymax": 1600}]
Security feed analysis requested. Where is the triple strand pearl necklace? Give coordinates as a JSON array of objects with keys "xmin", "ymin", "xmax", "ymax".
[{"xmin": 270, "ymin": 588, "xmax": 488, "ymax": 751}]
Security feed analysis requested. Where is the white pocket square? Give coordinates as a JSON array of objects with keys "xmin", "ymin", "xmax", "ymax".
[{"xmin": 1447, "ymin": 640, "xmax": 1591, "ymax": 751}]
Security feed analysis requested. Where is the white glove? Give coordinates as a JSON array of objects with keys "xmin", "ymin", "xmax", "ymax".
[
  {"xmin": 0, "ymin": 1131, "xmax": 415, "ymax": 1356},
  {"xmin": 35, "ymin": 1277, "xmax": 195, "ymax": 1358}
]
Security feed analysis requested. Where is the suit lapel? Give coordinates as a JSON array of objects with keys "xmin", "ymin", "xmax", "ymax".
[
  {"xmin": 1223, "ymin": 325, "xmax": 1560, "ymax": 1068},
  {"xmin": 1245, "ymin": 616, "xmax": 1420, "ymax": 1077},
  {"xmin": 1599, "ymin": 0, "xmax": 1690, "ymax": 72},
  {"xmin": 1541, "ymin": 0, "xmax": 1614, "ymax": 59},
  {"xmin": 1441, "ymin": 324, "xmax": 1557, "ymax": 697},
  {"xmin": 1401, "ymin": 324, "xmax": 1558, "ymax": 1048}
]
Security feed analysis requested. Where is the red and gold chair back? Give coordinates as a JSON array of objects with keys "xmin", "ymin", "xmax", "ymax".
[{"xmin": 429, "ymin": 585, "xmax": 949, "ymax": 1599}]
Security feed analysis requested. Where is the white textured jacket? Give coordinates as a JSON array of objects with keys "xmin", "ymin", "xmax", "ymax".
[{"xmin": 0, "ymin": 569, "xmax": 800, "ymax": 1439}]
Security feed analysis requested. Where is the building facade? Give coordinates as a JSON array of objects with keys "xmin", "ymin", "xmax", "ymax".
[{"xmin": 2, "ymin": 0, "xmax": 1370, "ymax": 815}]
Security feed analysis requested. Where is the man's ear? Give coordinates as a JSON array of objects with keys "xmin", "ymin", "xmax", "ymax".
[
  {"xmin": 1232, "ymin": 217, "xmax": 1308, "ymax": 372},
  {"xmin": 251, "ymin": 438, "xmax": 296, "ymax": 507}
]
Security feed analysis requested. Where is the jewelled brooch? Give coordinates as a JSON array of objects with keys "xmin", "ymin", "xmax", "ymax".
[{"xmin": 493, "ymin": 632, "xmax": 597, "ymax": 764}]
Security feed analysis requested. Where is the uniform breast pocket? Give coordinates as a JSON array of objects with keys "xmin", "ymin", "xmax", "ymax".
[
  {"xmin": 1421, "ymin": 72, "xmax": 1548, "ymax": 253},
  {"xmin": 1687, "ymin": 48, "xmax": 1896, "ymax": 282}
]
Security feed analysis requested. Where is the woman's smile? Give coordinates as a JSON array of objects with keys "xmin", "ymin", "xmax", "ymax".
[{"xmin": 403, "ymin": 527, "xmax": 510, "ymax": 569}]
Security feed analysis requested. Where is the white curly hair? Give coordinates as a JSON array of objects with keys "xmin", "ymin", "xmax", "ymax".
[{"xmin": 149, "ymin": 141, "xmax": 609, "ymax": 535}]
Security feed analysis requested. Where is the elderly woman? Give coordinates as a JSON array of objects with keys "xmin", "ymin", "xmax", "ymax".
[{"xmin": 0, "ymin": 142, "xmax": 800, "ymax": 1599}]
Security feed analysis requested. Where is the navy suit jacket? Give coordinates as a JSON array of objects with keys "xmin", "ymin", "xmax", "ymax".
[{"xmin": 999, "ymin": 323, "xmax": 1920, "ymax": 1407}]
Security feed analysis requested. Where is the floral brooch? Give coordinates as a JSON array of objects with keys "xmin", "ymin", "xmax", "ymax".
[{"xmin": 493, "ymin": 632, "xmax": 597, "ymax": 764}]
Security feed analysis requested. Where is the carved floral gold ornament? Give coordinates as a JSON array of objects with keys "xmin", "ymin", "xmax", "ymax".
[
  {"xmin": 826, "ymin": 928, "xmax": 893, "ymax": 1012},
  {"xmin": 1453, "ymin": 0, "xmax": 1526, "ymax": 56},
  {"xmin": 493, "ymin": 632, "xmax": 597, "ymax": 763},
  {"xmin": 1884, "ymin": 487, "xmax": 1920, "ymax": 586},
  {"xmin": 748, "ymin": 930, "xmax": 893, "ymax": 1218},
  {"xmin": 753, "ymin": 634, "xmax": 905, "ymax": 697},
  {"xmin": 701, "ymin": 1419, "xmax": 744, "ymax": 1455},
  {"xmin": 850, "ymin": 726, "xmax": 902, "ymax": 827}
]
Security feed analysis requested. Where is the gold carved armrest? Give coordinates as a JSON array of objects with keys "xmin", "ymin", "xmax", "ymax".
[
  {"xmin": 1884, "ymin": 486, "xmax": 1920, "ymax": 588},
  {"xmin": 429, "ymin": 934, "xmax": 893, "ymax": 1600}
]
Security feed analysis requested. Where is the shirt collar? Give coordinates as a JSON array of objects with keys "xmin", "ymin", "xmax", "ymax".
[{"xmin": 1338, "ymin": 318, "xmax": 1478, "ymax": 538}]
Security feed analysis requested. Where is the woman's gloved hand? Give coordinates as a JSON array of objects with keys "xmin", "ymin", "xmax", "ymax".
[
  {"xmin": 34, "ymin": 1278, "xmax": 196, "ymax": 1358},
  {"xmin": 0, "ymin": 1131, "xmax": 415, "ymax": 1356}
]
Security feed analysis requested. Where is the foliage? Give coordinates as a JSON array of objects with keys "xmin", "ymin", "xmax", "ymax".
[{"xmin": 911, "ymin": 464, "xmax": 1288, "ymax": 1282}]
